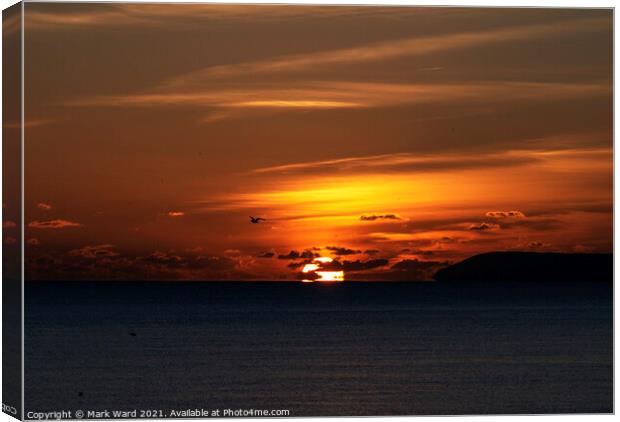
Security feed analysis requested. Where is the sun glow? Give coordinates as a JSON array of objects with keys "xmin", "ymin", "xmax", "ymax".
[
  {"xmin": 315, "ymin": 271, "xmax": 344, "ymax": 282},
  {"xmin": 301, "ymin": 256, "xmax": 344, "ymax": 282},
  {"xmin": 302, "ymin": 263, "xmax": 319, "ymax": 273}
]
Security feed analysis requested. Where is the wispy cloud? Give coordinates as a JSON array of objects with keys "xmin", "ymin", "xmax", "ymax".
[
  {"xmin": 251, "ymin": 147, "xmax": 612, "ymax": 177},
  {"xmin": 165, "ymin": 17, "xmax": 609, "ymax": 87},
  {"xmin": 3, "ymin": 119, "xmax": 55, "ymax": 129},
  {"xmin": 251, "ymin": 150, "xmax": 541, "ymax": 176},
  {"xmin": 28, "ymin": 219, "xmax": 82, "ymax": 229},
  {"xmin": 25, "ymin": 4, "xmax": 414, "ymax": 31},
  {"xmin": 62, "ymin": 13, "xmax": 610, "ymax": 124},
  {"xmin": 69, "ymin": 80, "xmax": 610, "ymax": 121}
]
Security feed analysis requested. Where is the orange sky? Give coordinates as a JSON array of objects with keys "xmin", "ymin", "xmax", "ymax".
[{"xmin": 10, "ymin": 4, "xmax": 612, "ymax": 280}]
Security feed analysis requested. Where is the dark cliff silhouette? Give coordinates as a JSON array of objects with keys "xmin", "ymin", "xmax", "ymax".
[{"xmin": 434, "ymin": 252, "xmax": 612, "ymax": 283}]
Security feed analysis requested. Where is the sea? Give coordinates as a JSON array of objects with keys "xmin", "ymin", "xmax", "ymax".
[{"xmin": 24, "ymin": 281, "xmax": 613, "ymax": 417}]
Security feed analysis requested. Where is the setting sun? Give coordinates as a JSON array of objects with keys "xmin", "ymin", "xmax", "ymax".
[
  {"xmin": 302, "ymin": 263, "xmax": 319, "ymax": 273},
  {"xmin": 301, "ymin": 256, "xmax": 345, "ymax": 282},
  {"xmin": 315, "ymin": 271, "xmax": 345, "ymax": 282}
]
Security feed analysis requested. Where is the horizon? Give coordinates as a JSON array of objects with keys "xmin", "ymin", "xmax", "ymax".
[
  {"xmin": 22, "ymin": 250, "xmax": 614, "ymax": 282},
  {"xmin": 5, "ymin": 4, "xmax": 612, "ymax": 281}
]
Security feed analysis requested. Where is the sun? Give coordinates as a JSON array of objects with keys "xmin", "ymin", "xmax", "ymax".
[
  {"xmin": 302, "ymin": 263, "xmax": 319, "ymax": 273},
  {"xmin": 315, "ymin": 271, "xmax": 344, "ymax": 282},
  {"xmin": 301, "ymin": 257, "xmax": 344, "ymax": 282}
]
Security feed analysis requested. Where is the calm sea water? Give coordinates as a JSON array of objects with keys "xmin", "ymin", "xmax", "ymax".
[{"xmin": 25, "ymin": 281, "xmax": 612, "ymax": 416}]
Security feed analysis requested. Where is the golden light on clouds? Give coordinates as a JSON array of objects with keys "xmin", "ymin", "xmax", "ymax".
[{"xmin": 21, "ymin": 4, "xmax": 612, "ymax": 281}]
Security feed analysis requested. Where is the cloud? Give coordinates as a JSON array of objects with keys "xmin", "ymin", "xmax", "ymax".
[
  {"xmin": 341, "ymin": 259, "xmax": 389, "ymax": 272},
  {"xmin": 71, "ymin": 81, "xmax": 610, "ymax": 113},
  {"xmin": 325, "ymin": 245, "xmax": 361, "ymax": 256},
  {"xmin": 167, "ymin": 211, "xmax": 185, "ymax": 217},
  {"xmin": 159, "ymin": 253, "xmax": 239, "ymax": 272},
  {"xmin": 28, "ymin": 219, "xmax": 82, "ymax": 229},
  {"xmin": 166, "ymin": 17, "xmax": 608, "ymax": 87},
  {"xmin": 277, "ymin": 250, "xmax": 318, "ymax": 260},
  {"xmin": 485, "ymin": 210, "xmax": 525, "ymax": 218},
  {"xmin": 26, "ymin": 247, "xmax": 247, "ymax": 280},
  {"xmin": 257, "ymin": 251, "xmax": 275, "ymax": 258},
  {"xmin": 467, "ymin": 222, "xmax": 500, "ymax": 231},
  {"xmin": 287, "ymin": 261, "xmax": 307, "ymax": 269},
  {"xmin": 27, "ymin": 238, "xmax": 41, "ymax": 246},
  {"xmin": 69, "ymin": 244, "xmax": 119, "ymax": 259},
  {"xmin": 302, "ymin": 258, "xmax": 389, "ymax": 273},
  {"xmin": 360, "ymin": 213, "xmax": 401, "ymax": 221},
  {"xmin": 25, "ymin": 4, "xmax": 387, "ymax": 31},
  {"xmin": 251, "ymin": 150, "xmax": 545, "ymax": 177},
  {"xmin": 3, "ymin": 119, "xmax": 55, "ymax": 129},
  {"xmin": 528, "ymin": 241, "xmax": 549, "ymax": 249},
  {"xmin": 37, "ymin": 202, "xmax": 53, "ymax": 211},
  {"xmin": 4, "ymin": 236, "xmax": 16, "ymax": 245},
  {"xmin": 364, "ymin": 249, "xmax": 380, "ymax": 255},
  {"xmin": 389, "ymin": 259, "xmax": 449, "ymax": 280},
  {"xmin": 3, "ymin": 220, "xmax": 16, "ymax": 229}
]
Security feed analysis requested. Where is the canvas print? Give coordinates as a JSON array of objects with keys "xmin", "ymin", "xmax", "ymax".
[{"xmin": 2, "ymin": 2, "xmax": 613, "ymax": 419}]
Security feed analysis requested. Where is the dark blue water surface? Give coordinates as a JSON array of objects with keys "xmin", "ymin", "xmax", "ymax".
[{"xmin": 25, "ymin": 281, "xmax": 612, "ymax": 416}]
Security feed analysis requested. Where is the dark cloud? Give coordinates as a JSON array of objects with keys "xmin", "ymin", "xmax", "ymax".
[
  {"xmin": 342, "ymin": 259, "xmax": 389, "ymax": 272},
  {"xmin": 486, "ymin": 210, "xmax": 525, "ymax": 218},
  {"xmin": 287, "ymin": 261, "xmax": 308, "ymax": 269},
  {"xmin": 468, "ymin": 222, "xmax": 499, "ymax": 231},
  {"xmin": 27, "ymin": 248, "xmax": 243, "ymax": 281},
  {"xmin": 390, "ymin": 259, "xmax": 449, "ymax": 280},
  {"xmin": 360, "ymin": 213, "xmax": 401, "ymax": 221},
  {"xmin": 278, "ymin": 250, "xmax": 318, "ymax": 260},
  {"xmin": 257, "ymin": 251, "xmax": 275, "ymax": 258},
  {"xmin": 527, "ymin": 241, "xmax": 551, "ymax": 249},
  {"xmin": 409, "ymin": 250, "xmax": 436, "ymax": 257},
  {"xmin": 188, "ymin": 255, "xmax": 237, "ymax": 271},
  {"xmin": 143, "ymin": 251, "xmax": 186, "ymax": 268},
  {"xmin": 309, "ymin": 258, "xmax": 389, "ymax": 272},
  {"xmin": 364, "ymin": 249, "xmax": 380, "ymax": 255},
  {"xmin": 325, "ymin": 245, "xmax": 361, "ymax": 256},
  {"xmin": 69, "ymin": 244, "xmax": 119, "ymax": 259}
]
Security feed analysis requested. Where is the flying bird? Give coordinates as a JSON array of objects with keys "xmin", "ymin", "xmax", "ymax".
[{"xmin": 250, "ymin": 216, "xmax": 266, "ymax": 224}]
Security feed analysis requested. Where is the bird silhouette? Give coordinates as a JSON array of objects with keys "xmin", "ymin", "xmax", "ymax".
[{"xmin": 249, "ymin": 216, "xmax": 266, "ymax": 224}]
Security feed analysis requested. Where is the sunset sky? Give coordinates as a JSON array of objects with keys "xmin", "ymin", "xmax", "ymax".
[{"xmin": 11, "ymin": 3, "xmax": 612, "ymax": 281}]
